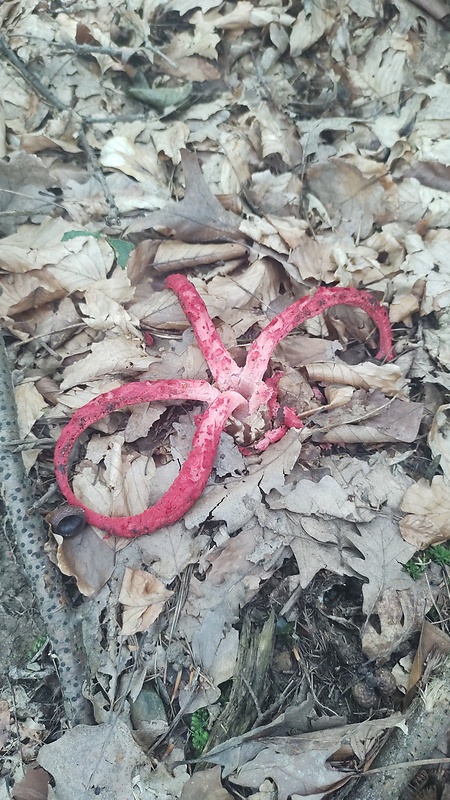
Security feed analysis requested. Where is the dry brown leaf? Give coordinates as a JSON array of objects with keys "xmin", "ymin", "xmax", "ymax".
[
  {"xmin": 100, "ymin": 136, "xmax": 170, "ymax": 199},
  {"xmin": 56, "ymin": 527, "xmax": 115, "ymax": 598},
  {"xmin": 11, "ymin": 765, "xmax": 50, "ymax": 800},
  {"xmin": 406, "ymin": 161, "xmax": 450, "ymax": 192},
  {"xmin": 78, "ymin": 289, "xmax": 140, "ymax": 336},
  {"xmin": 185, "ymin": 430, "xmax": 301, "ymax": 533},
  {"xmin": 14, "ymin": 383, "xmax": 48, "ymax": 438},
  {"xmin": 0, "ymin": 269, "xmax": 65, "ymax": 322},
  {"xmin": 60, "ymin": 335, "xmax": 157, "ymax": 389},
  {"xmin": 152, "ymin": 239, "xmax": 248, "ymax": 272},
  {"xmin": 0, "ymin": 217, "xmax": 87, "ymax": 272},
  {"xmin": 316, "ymin": 395, "xmax": 423, "ymax": 445},
  {"xmin": 424, "ymin": 316, "xmax": 450, "ymax": 370},
  {"xmin": 305, "ymin": 362, "xmax": 407, "ymax": 397},
  {"xmin": 406, "ymin": 619, "xmax": 450, "ymax": 695},
  {"xmin": 48, "ymin": 237, "xmax": 132, "ymax": 301},
  {"xmin": 138, "ymin": 522, "xmax": 210, "ymax": 582},
  {"xmin": 180, "ymin": 765, "xmax": 233, "ymax": 800},
  {"xmin": 119, "ymin": 567, "xmax": 174, "ymax": 635},
  {"xmin": 347, "ymin": 38, "xmax": 406, "ymax": 114},
  {"xmin": 174, "ymin": 521, "xmax": 287, "ymax": 683},
  {"xmin": 0, "ymin": 152, "xmax": 58, "ymax": 235},
  {"xmin": 400, "ymin": 476, "xmax": 450, "ymax": 549},
  {"xmin": 202, "ymin": 703, "xmax": 404, "ymax": 798},
  {"xmin": 306, "ymin": 160, "xmax": 391, "ymax": 238},
  {"xmin": 362, "ymin": 582, "xmax": 432, "ymax": 659},
  {"xmin": 37, "ymin": 720, "xmax": 144, "ymax": 800},
  {"xmin": 126, "ymin": 149, "xmax": 242, "ymax": 241},
  {"xmin": 0, "ymin": 699, "xmax": 10, "ymax": 750},
  {"xmin": 290, "ymin": 0, "xmax": 335, "ymax": 57},
  {"xmin": 429, "ymin": 403, "xmax": 450, "ymax": 480}
]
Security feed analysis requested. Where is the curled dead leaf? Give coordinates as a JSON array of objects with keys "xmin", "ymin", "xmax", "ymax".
[
  {"xmin": 119, "ymin": 567, "xmax": 173, "ymax": 635},
  {"xmin": 400, "ymin": 476, "xmax": 450, "ymax": 549}
]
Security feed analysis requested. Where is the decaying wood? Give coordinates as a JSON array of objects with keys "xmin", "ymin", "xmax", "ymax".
[
  {"xmin": 201, "ymin": 610, "xmax": 276, "ymax": 760},
  {"xmin": 0, "ymin": 331, "xmax": 91, "ymax": 725}
]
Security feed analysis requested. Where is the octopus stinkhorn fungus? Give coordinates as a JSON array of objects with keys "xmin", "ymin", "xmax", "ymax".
[{"xmin": 54, "ymin": 275, "xmax": 392, "ymax": 538}]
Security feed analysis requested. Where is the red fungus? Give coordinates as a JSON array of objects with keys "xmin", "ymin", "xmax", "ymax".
[
  {"xmin": 164, "ymin": 274, "xmax": 242, "ymax": 389},
  {"xmin": 238, "ymin": 285, "xmax": 392, "ymax": 393},
  {"xmin": 54, "ymin": 275, "xmax": 393, "ymax": 538},
  {"xmin": 54, "ymin": 380, "xmax": 243, "ymax": 538}
]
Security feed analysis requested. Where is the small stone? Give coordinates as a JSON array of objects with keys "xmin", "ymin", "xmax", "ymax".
[{"xmin": 130, "ymin": 686, "xmax": 167, "ymax": 729}]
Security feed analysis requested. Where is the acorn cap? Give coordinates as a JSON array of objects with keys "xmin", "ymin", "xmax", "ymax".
[{"xmin": 49, "ymin": 504, "xmax": 86, "ymax": 538}]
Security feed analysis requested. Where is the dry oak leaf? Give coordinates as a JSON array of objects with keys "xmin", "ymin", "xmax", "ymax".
[
  {"xmin": 119, "ymin": 567, "xmax": 174, "ymax": 635},
  {"xmin": 429, "ymin": 403, "xmax": 450, "ymax": 481},
  {"xmin": 37, "ymin": 720, "xmax": 144, "ymax": 800},
  {"xmin": 400, "ymin": 476, "xmax": 450, "ymax": 549},
  {"xmin": 362, "ymin": 581, "xmax": 433, "ymax": 660},
  {"xmin": 180, "ymin": 765, "xmax": 233, "ymax": 800},
  {"xmin": 126, "ymin": 149, "xmax": 241, "ymax": 241}
]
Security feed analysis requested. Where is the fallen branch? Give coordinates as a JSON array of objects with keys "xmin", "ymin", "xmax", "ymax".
[
  {"xmin": 335, "ymin": 651, "xmax": 450, "ymax": 800},
  {"xmin": 0, "ymin": 331, "xmax": 91, "ymax": 725}
]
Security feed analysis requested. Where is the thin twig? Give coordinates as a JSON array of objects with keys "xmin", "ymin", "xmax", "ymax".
[
  {"xmin": 0, "ymin": 32, "xmax": 121, "ymax": 226},
  {"xmin": 52, "ymin": 40, "xmax": 178, "ymax": 69}
]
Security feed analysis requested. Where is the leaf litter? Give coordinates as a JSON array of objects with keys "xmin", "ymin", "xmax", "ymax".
[{"xmin": 1, "ymin": 0, "xmax": 450, "ymax": 798}]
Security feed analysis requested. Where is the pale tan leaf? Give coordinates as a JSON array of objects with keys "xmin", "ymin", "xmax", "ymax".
[
  {"xmin": 78, "ymin": 289, "xmax": 140, "ymax": 336},
  {"xmin": 429, "ymin": 403, "xmax": 450, "ymax": 481},
  {"xmin": 151, "ymin": 120, "xmax": 190, "ymax": 164},
  {"xmin": 48, "ymin": 237, "xmax": 133, "ymax": 299},
  {"xmin": 180, "ymin": 765, "xmax": 233, "ymax": 800},
  {"xmin": 306, "ymin": 160, "xmax": 391, "ymax": 238},
  {"xmin": 100, "ymin": 136, "xmax": 169, "ymax": 193},
  {"xmin": 119, "ymin": 567, "xmax": 174, "ymax": 635},
  {"xmin": 0, "ymin": 269, "xmax": 65, "ymax": 320},
  {"xmin": 0, "ymin": 217, "xmax": 85, "ymax": 272},
  {"xmin": 56, "ymin": 527, "xmax": 115, "ymax": 598},
  {"xmin": 305, "ymin": 362, "xmax": 407, "ymax": 397},
  {"xmin": 290, "ymin": 0, "xmax": 335, "ymax": 57},
  {"xmin": 362, "ymin": 583, "xmax": 432, "ymax": 659},
  {"xmin": 400, "ymin": 476, "xmax": 450, "ymax": 549},
  {"xmin": 60, "ymin": 334, "xmax": 157, "ymax": 389},
  {"xmin": 14, "ymin": 382, "xmax": 48, "ymax": 437},
  {"xmin": 37, "ymin": 720, "xmax": 143, "ymax": 800},
  {"xmin": 152, "ymin": 240, "xmax": 248, "ymax": 273}
]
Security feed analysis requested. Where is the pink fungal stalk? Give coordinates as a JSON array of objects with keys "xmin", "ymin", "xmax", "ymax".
[
  {"xmin": 54, "ymin": 381, "xmax": 243, "ymax": 538},
  {"xmin": 54, "ymin": 275, "xmax": 392, "ymax": 538}
]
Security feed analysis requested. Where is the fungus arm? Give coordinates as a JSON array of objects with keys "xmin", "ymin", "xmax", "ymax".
[
  {"xmin": 54, "ymin": 380, "xmax": 242, "ymax": 538},
  {"xmin": 165, "ymin": 274, "xmax": 242, "ymax": 389},
  {"xmin": 240, "ymin": 286, "xmax": 393, "ymax": 389}
]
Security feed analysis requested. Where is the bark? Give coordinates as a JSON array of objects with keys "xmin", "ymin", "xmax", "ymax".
[
  {"xmin": 0, "ymin": 331, "xmax": 91, "ymax": 724},
  {"xmin": 200, "ymin": 610, "xmax": 276, "ymax": 761}
]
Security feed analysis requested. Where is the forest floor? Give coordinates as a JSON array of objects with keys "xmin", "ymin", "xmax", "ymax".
[{"xmin": 1, "ymin": 1, "xmax": 450, "ymax": 799}]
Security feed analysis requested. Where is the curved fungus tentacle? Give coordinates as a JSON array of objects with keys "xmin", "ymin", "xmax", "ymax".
[{"xmin": 54, "ymin": 275, "xmax": 393, "ymax": 538}]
